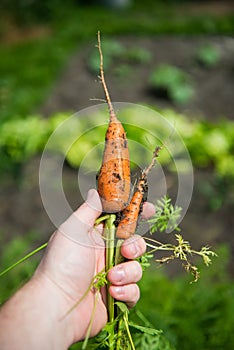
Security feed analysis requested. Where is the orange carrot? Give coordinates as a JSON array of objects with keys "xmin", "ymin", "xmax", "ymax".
[
  {"xmin": 116, "ymin": 147, "xmax": 161, "ymax": 239},
  {"xmin": 97, "ymin": 32, "xmax": 131, "ymax": 213}
]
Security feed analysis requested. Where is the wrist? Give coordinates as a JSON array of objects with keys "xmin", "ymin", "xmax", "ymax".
[
  {"xmin": 0, "ymin": 273, "xmax": 76, "ymax": 350},
  {"xmin": 31, "ymin": 272, "xmax": 77, "ymax": 347}
]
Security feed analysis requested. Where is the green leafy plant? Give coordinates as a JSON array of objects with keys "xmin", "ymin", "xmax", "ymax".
[
  {"xmin": 196, "ymin": 44, "xmax": 221, "ymax": 67},
  {"xmin": 1, "ymin": 109, "xmax": 234, "ymax": 210},
  {"xmin": 149, "ymin": 64, "xmax": 195, "ymax": 105},
  {"xmin": 113, "ymin": 64, "xmax": 133, "ymax": 79},
  {"xmin": 1, "ymin": 236, "xmax": 233, "ymax": 350},
  {"xmin": 145, "ymin": 196, "xmax": 217, "ymax": 283},
  {"xmin": 87, "ymin": 39, "xmax": 152, "ymax": 75},
  {"xmin": 149, "ymin": 196, "xmax": 182, "ymax": 233},
  {"xmin": 137, "ymin": 245, "xmax": 234, "ymax": 350},
  {"xmin": 88, "ymin": 39, "xmax": 125, "ymax": 74},
  {"xmin": 0, "ymin": 116, "xmax": 49, "ymax": 162},
  {"xmin": 122, "ymin": 47, "xmax": 152, "ymax": 64}
]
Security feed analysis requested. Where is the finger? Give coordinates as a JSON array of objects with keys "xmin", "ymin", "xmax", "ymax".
[
  {"xmin": 141, "ymin": 202, "xmax": 155, "ymax": 220},
  {"xmin": 109, "ymin": 284, "xmax": 140, "ymax": 308},
  {"xmin": 58, "ymin": 189, "xmax": 102, "ymax": 243},
  {"xmin": 77, "ymin": 188, "xmax": 102, "ymax": 223},
  {"xmin": 108, "ymin": 260, "xmax": 142, "ymax": 286},
  {"xmin": 121, "ymin": 235, "xmax": 146, "ymax": 259}
]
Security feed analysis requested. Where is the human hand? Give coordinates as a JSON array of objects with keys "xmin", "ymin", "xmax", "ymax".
[
  {"xmin": 34, "ymin": 189, "xmax": 154, "ymax": 346},
  {"xmin": 0, "ymin": 189, "xmax": 155, "ymax": 350}
]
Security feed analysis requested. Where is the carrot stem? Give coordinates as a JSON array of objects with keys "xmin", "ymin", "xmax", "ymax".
[
  {"xmin": 104, "ymin": 214, "xmax": 116, "ymax": 349},
  {"xmin": 82, "ymin": 291, "xmax": 99, "ymax": 350},
  {"xmin": 115, "ymin": 239, "xmax": 124, "ymax": 265},
  {"xmin": 104, "ymin": 216, "xmax": 131, "ymax": 349},
  {"xmin": 123, "ymin": 313, "xmax": 136, "ymax": 350},
  {"xmin": 105, "ymin": 214, "xmax": 116, "ymax": 321},
  {"xmin": 95, "ymin": 214, "xmax": 110, "ymax": 226}
]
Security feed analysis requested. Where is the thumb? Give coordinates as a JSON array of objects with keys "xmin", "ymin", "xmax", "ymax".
[{"xmin": 58, "ymin": 189, "xmax": 102, "ymax": 244}]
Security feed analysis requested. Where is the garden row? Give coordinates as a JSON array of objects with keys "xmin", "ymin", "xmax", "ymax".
[
  {"xmin": 88, "ymin": 38, "xmax": 222, "ymax": 105},
  {"xmin": 1, "ymin": 108, "xmax": 233, "ymax": 179}
]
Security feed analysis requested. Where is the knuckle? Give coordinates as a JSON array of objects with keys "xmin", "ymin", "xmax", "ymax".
[{"xmin": 131, "ymin": 261, "xmax": 142, "ymax": 282}]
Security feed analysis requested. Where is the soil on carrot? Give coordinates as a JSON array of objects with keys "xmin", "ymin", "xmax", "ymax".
[{"xmin": 1, "ymin": 36, "xmax": 234, "ymax": 276}]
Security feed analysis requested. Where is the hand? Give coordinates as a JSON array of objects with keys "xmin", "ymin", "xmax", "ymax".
[
  {"xmin": 35, "ymin": 189, "xmax": 154, "ymax": 344},
  {"xmin": 0, "ymin": 189, "xmax": 155, "ymax": 350}
]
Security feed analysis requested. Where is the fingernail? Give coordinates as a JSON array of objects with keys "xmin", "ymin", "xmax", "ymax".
[{"xmin": 86, "ymin": 189, "xmax": 102, "ymax": 211}]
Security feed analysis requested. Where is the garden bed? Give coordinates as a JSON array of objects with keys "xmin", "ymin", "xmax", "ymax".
[{"xmin": 1, "ymin": 35, "xmax": 234, "ymax": 276}]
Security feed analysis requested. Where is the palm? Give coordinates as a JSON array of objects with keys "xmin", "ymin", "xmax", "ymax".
[{"xmin": 38, "ymin": 227, "xmax": 108, "ymax": 341}]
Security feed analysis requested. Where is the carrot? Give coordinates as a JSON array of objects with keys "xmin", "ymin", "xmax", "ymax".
[
  {"xmin": 116, "ymin": 146, "xmax": 161, "ymax": 239},
  {"xmin": 97, "ymin": 32, "xmax": 131, "ymax": 213}
]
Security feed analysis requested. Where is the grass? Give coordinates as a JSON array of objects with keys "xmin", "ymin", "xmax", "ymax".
[
  {"xmin": 0, "ymin": 37, "xmax": 72, "ymax": 120},
  {"xmin": 0, "ymin": 231, "xmax": 43, "ymax": 303}
]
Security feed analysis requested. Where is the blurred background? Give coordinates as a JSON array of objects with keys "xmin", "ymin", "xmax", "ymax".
[{"xmin": 0, "ymin": 0, "xmax": 234, "ymax": 349}]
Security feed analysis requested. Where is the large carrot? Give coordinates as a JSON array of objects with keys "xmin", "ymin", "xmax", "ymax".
[
  {"xmin": 97, "ymin": 32, "xmax": 131, "ymax": 213},
  {"xmin": 116, "ymin": 146, "xmax": 161, "ymax": 239}
]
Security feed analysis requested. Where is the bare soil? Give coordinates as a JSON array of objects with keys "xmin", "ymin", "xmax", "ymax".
[{"xmin": 40, "ymin": 36, "xmax": 234, "ymax": 121}]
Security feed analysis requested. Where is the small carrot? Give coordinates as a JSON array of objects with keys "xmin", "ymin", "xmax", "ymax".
[
  {"xmin": 116, "ymin": 146, "xmax": 161, "ymax": 239},
  {"xmin": 97, "ymin": 32, "xmax": 131, "ymax": 213}
]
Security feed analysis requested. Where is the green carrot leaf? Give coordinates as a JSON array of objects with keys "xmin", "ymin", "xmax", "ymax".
[
  {"xmin": 115, "ymin": 301, "xmax": 129, "ymax": 314},
  {"xmin": 129, "ymin": 322, "xmax": 163, "ymax": 335},
  {"xmin": 149, "ymin": 196, "xmax": 182, "ymax": 233}
]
